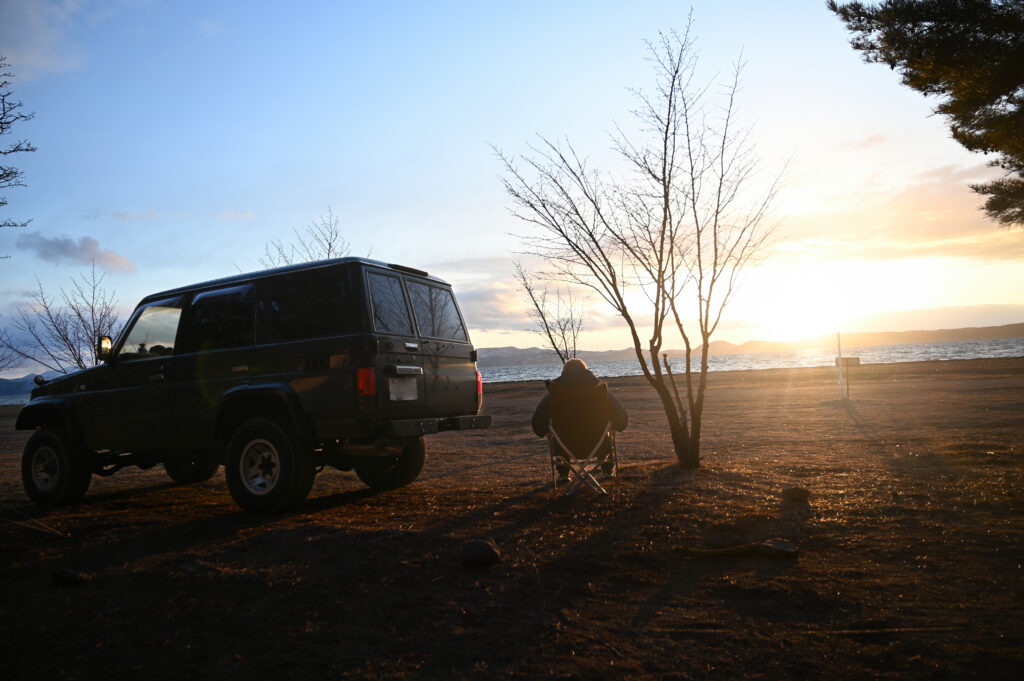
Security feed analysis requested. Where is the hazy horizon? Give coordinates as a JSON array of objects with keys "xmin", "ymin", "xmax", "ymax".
[{"xmin": 482, "ymin": 314, "xmax": 1024, "ymax": 353}]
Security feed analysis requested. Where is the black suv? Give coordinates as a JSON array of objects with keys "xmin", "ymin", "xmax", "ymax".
[{"xmin": 16, "ymin": 258, "xmax": 490, "ymax": 511}]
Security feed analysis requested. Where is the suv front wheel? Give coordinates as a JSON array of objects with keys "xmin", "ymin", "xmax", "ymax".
[
  {"xmin": 225, "ymin": 419, "xmax": 314, "ymax": 512},
  {"xmin": 21, "ymin": 429, "xmax": 92, "ymax": 506},
  {"xmin": 355, "ymin": 437, "xmax": 426, "ymax": 491}
]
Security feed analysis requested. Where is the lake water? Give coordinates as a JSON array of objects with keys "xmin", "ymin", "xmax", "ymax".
[
  {"xmin": 3, "ymin": 337, "xmax": 1021, "ymax": 405},
  {"xmin": 480, "ymin": 337, "xmax": 1024, "ymax": 383}
]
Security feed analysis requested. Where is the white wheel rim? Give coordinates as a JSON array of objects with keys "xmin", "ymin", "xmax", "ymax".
[
  {"xmin": 31, "ymin": 445, "xmax": 60, "ymax": 492},
  {"xmin": 239, "ymin": 438, "xmax": 280, "ymax": 496}
]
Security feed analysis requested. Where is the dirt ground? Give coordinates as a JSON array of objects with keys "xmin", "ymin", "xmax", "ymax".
[{"xmin": 1, "ymin": 358, "xmax": 1022, "ymax": 680}]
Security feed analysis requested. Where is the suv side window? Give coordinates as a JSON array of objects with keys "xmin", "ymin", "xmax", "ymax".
[
  {"xmin": 185, "ymin": 285, "xmax": 253, "ymax": 352},
  {"xmin": 257, "ymin": 268, "xmax": 357, "ymax": 343},
  {"xmin": 367, "ymin": 272, "xmax": 413, "ymax": 335},
  {"xmin": 118, "ymin": 297, "xmax": 184, "ymax": 360},
  {"xmin": 407, "ymin": 281, "xmax": 468, "ymax": 342}
]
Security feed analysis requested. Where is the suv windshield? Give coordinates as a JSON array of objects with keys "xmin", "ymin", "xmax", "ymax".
[{"xmin": 118, "ymin": 297, "xmax": 183, "ymax": 359}]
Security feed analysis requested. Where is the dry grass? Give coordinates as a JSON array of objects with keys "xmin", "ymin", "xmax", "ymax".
[{"xmin": 1, "ymin": 358, "xmax": 1022, "ymax": 679}]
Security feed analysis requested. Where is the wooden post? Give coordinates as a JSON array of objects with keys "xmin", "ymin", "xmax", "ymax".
[
  {"xmin": 837, "ymin": 332, "xmax": 847, "ymax": 400},
  {"xmin": 835, "ymin": 333, "xmax": 860, "ymax": 400}
]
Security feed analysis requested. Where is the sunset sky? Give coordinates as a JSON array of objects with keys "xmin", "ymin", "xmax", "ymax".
[{"xmin": 2, "ymin": 0, "xmax": 1022, "ymax": 368}]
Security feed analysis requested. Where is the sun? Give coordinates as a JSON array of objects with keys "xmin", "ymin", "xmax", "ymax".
[{"xmin": 730, "ymin": 262, "xmax": 869, "ymax": 343}]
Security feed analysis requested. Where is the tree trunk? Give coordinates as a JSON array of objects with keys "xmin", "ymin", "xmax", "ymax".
[
  {"xmin": 652, "ymin": 382, "xmax": 697, "ymax": 468},
  {"xmin": 684, "ymin": 432, "xmax": 701, "ymax": 469},
  {"xmin": 682, "ymin": 360, "xmax": 709, "ymax": 469}
]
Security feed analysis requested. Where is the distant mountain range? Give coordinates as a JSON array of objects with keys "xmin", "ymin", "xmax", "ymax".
[
  {"xmin": 0, "ymin": 375, "xmax": 40, "ymax": 405},
  {"xmin": 3, "ymin": 323, "xmax": 1021, "ymax": 401},
  {"xmin": 476, "ymin": 322, "xmax": 1024, "ymax": 368}
]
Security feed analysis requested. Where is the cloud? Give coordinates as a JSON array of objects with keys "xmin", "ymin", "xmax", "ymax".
[
  {"xmin": 428, "ymin": 255, "xmax": 633, "ymax": 337},
  {"xmin": 197, "ymin": 18, "xmax": 226, "ymax": 39},
  {"xmin": 845, "ymin": 305, "xmax": 1024, "ymax": 333},
  {"xmin": 16, "ymin": 232, "xmax": 137, "ymax": 274},
  {"xmin": 455, "ymin": 281, "xmax": 530, "ymax": 331},
  {"xmin": 219, "ymin": 210, "xmax": 254, "ymax": 221},
  {"xmin": 0, "ymin": 0, "xmax": 84, "ymax": 78},
  {"xmin": 776, "ymin": 230, "xmax": 1024, "ymax": 263},
  {"xmin": 112, "ymin": 210, "xmax": 156, "ymax": 221},
  {"xmin": 0, "ymin": 1, "xmax": 146, "ymax": 79},
  {"xmin": 775, "ymin": 163, "xmax": 1022, "ymax": 262},
  {"xmin": 841, "ymin": 133, "xmax": 887, "ymax": 150}
]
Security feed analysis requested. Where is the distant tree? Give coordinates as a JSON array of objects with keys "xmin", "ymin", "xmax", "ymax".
[
  {"xmin": 498, "ymin": 24, "xmax": 779, "ymax": 468},
  {"xmin": 513, "ymin": 260, "xmax": 584, "ymax": 363},
  {"xmin": 0, "ymin": 339, "xmax": 14, "ymax": 372},
  {"xmin": 828, "ymin": 0, "xmax": 1024, "ymax": 227},
  {"xmin": 0, "ymin": 265, "xmax": 122, "ymax": 374},
  {"xmin": 1, "ymin": 55, "xmax": 35, "ymax": 234},
  {"xmin": 259, "ymin": 206, "xmax": 351, "ymax": 268}
]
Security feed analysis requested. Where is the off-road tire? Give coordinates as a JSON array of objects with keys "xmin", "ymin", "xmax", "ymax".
[
  {"xmin": 355, "ymin": 437, "xmax": 426, "ymax": 491},
  {"xmin": 224, "ymin": 419, "xmax": 314, "ymax": 512},
  {"xmin": 164, "ymin": 454, "xmax": 220, "ymax": 484},
  {"xmin": 21, "ymin": 429, "xmax": 92, "ymax": 506}
]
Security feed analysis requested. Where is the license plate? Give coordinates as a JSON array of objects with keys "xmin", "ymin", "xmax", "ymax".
[{"xmin": 388, "ymin": 376, "xmax": 418, "ymax": 401}]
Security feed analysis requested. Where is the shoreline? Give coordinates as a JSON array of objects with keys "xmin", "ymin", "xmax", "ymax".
[
  {"xmin": 3, "ymin": 355, "xmax": 1023, "ymax": 414},
  {"xmin": 481, "ymin": 354, "xmax": 1024, "ymax": 388}
]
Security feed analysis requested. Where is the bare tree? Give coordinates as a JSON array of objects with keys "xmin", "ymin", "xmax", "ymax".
[
  {"xmin": 1, "ymin": 54, "xmax": 36, "ymax": 243},
  {"xmin": 498, "ymin": 24, "xmax": 779, "ymax": 468},
  {"xmin": 259, "ymin": 206, "xmax": 351, "ymax": 268},
  {"xmin": 513, "ymin": 260, "xmax": 583, "ymax": 363},
  {"xmin": 0, "ymin": 265, "xmax": 122, "ymax": 374},
  {"xmin": 0, "ymin": 339, "xmax": 14, "ymax": 372}
]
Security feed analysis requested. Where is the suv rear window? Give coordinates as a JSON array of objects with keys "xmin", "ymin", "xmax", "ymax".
[
  {"xmin": 367, "ymin": 272, "xmax": 413, "ymax": 336},
  {"xmin": 187, "ymin": 285, "xmax": 254, "ymax": 351},
  {"xmin": 257, "ymin": 268, "xmax": 358, "ymax": 343},
  {"xmin": 407, "ymin": 280, "xmax": 467, "ymax": 342}
]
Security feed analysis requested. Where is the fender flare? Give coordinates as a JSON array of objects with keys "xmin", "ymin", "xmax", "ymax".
[
  {"xmin": 214, "ymin": 383, "xmax": 313, "ymax": 442},
  {"xmin": 15, "ymin": 399, "xmax": 76, "ymax": 439}
]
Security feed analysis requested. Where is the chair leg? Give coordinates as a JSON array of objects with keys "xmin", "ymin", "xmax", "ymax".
[
  {"xmin": 608, "ymin": 436, "xmax": 619, "ymax": 478},
  {"xmin": 581, "ymin": 471, "xmax": 607, "ymax": 494},
  {"xmin": 572, "ymin": 460, "xmax": 608, "ymax": 495}
]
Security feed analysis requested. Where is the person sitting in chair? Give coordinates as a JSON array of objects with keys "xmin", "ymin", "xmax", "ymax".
[{"xmin": 531, "ymin": 358, "xmax": 628, "ymax": 480}]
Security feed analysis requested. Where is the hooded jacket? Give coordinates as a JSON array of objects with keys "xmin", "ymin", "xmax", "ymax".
[{"xmin": 531, "ymin": 365, "xmax": 628, "ymax": 438}]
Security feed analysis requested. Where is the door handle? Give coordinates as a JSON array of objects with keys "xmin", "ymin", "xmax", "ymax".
[
  {"xmin": 150, "ymin": 373, "xmax": 165, "ymax": 382},
  {"xmin": 232, "ymin": 365, "xmax": 249, "ymax": 373},
  {"xmin": 404, "ymin": 342, "xmax": 419, "ymax": 352}
]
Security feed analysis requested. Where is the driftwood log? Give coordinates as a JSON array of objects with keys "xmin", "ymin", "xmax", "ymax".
[{"xmin": 675, "ymin": 538, "xmax": 798, "ymax": 559}]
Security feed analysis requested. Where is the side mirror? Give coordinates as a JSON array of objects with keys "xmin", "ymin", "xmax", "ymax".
[{"xmin": 96, "ymin": 336, "xmax": 113, "ymax": 362}]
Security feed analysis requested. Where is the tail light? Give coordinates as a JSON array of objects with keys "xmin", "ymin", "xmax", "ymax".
[
  {"xmin": 476, "ymin": 371, "xmax": 483, "ymax": 411},
  {"xmin": 357, "ymin": 368, "xmax": 377, "ymax": 396}
]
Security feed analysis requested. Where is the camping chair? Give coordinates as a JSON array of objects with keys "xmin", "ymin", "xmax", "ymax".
[{"xmin": 546, "ymin": 380, "xmax": 619, "ymax": 495}]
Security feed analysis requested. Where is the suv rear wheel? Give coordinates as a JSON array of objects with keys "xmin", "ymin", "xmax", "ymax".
[
  {"xmin": 355, "ymin": 437, "xmax": 426, "ymax": 491},
  {"xmin": 21, "ymin": 429, "xmax": 92, "ymax": 506},
  {"xmin": 225, "ymin": 419, "xmax": 315, "ymax": 512},
  {"xmin": 164, "ymin": 454, "xmax": 220, "ymax": 484}
]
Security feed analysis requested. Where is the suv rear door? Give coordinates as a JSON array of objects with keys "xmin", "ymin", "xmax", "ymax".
[
  {"xmin": 364, "ymin": 268, "xmax": 426, "ymax": 420},
  {"xmin": 404, "ymin": 277, "xmax": 479, "ymax": 417},
  {"xmin": 170, "ymin": 284, "xmax": 255, "ymax": 448}
]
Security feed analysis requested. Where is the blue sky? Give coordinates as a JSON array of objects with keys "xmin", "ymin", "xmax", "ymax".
[{"xmin": 2, "ymin": 0, "xmax": 1022, "ymax": 370}]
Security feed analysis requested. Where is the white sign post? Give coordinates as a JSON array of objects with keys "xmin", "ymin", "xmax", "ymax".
[
  {"xmin": 835, "ymin": 332, "xmax": 860, "ymax": 400},
  {"xmin": 837, "ymin": 332, "xmax": 847, "ymax": 400}
]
